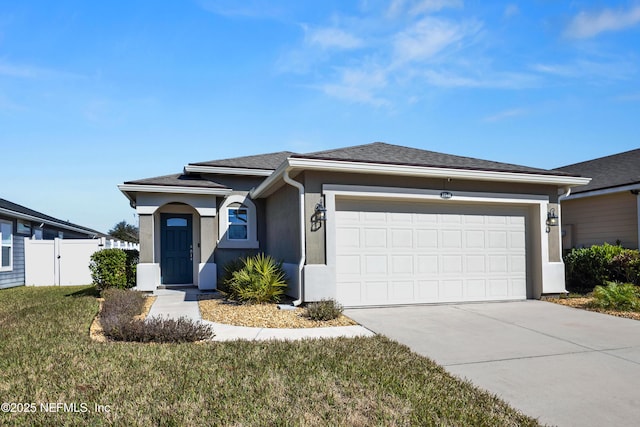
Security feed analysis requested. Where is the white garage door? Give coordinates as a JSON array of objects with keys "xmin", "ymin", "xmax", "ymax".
[{"xmin": 335, "ymin": 198, "xmax": 528, "ymax": 307}]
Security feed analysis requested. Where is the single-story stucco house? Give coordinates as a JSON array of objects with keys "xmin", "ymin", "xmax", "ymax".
[
  {"xmin": 118, "ymin": 142, "xmax": 590, "ymax": 307},
  {"xmin": 0, "ymin": 198, "xmax": 105, "ymax": 289},
  {"xmin": 556, "ymin": 148, "xmax": 640, "ymax": 251}
]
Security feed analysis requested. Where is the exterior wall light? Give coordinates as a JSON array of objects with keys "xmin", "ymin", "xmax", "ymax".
[
  {"xmin": 314, "ymin": 202, "xmax": 327, "ymax": 222},
  {"xmin": 546, "ymin": 208, "xmax": 558, "ymax": 233}
]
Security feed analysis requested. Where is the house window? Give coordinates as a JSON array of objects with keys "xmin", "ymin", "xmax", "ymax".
[
  {"xmin": 0, "ymin": 220, "xmax": 13, "ymax": 271},
  {"xmin": 218, "ymin": 195, "xmax": 258, "ymax": 249},
  {"xmin": 228, "ymin": 208, "xmax": 248, "ymax": 240}
]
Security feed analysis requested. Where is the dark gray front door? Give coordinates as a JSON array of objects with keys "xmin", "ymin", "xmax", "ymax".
[{"xmin": 160, "ymin": 213, "xmax": 193, "ymax": 284}]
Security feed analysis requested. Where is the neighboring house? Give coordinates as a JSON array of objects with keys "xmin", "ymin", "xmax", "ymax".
[
  {"xmin": 0, "ymin": 198, "xmax": 105, "ymax": 289},
  {"xmin": 555, "ymin": 149, "xmax": 640, "ymax": 251},
  {"xmin": 118, "ymin": 142, "xmax": 589, "ymax": 307}
]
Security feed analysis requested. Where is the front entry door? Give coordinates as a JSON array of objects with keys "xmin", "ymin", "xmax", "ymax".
[{"xmin": 160, "ymin": 213, "xmax": 193, "ymax": 284}]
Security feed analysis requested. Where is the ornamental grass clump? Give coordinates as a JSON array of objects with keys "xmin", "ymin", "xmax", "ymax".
[
  {"xmin": 305, "ymin": 299, "xmax": 344, "ymax": 321},
  {"xmin": 590, "ymin": 282, "xmax": 640, "ymax": 312},
  {"xmin": 224, "ymin": 253, "xmax": 288, "ymax": 304},
  {"xmin": 100, "ymin": 288, "xmax": 214, "ymax": 343}
]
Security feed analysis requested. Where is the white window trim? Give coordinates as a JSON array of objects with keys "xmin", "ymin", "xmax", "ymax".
[
  {"xmin": 0, "ymin": 219, "xmax": 13, "ymax": 272},
  {"xmin": 218, "ymin": 195, "xmax": 259, "ymax": 249}
]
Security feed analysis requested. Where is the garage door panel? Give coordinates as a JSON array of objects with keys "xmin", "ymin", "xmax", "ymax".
[
  {"xmin": 391, "ymin": 229, "xmax": 413, "ymax": 248},
  {"xmin": 337, "ymin": 227, "xmax": 360, "ymax": 247},
  {"xmin": 466, "ymin": 255, "xmax": 486, "ymax": 273},
  {"xmin": 442, "ymin": 255, "xmax": 463, "ymax": 273},
  {"xmin": 488, "ymin": 231, "xmax": 508, "ymax": 248},
  {"xmin": 417, "ymin": 230, "xmax": 438, "ymax": 248},
  {"xmin": 365, "ymin": 281, "xmax": 388, "ymax": 303},
  {"xmin": 488, "ymin": 279, "xmax": 509, "ymax": 296},
  {"xmin": 488, "ymin": 255, "xmax": 508, "ymax": 272},
  {"xmin": 418, "ymin": 280, "xmax": 439, "ymax": 298},
  {"xmin": 417, "ymin": 255, "xmax": 438, "ymax": 273},
  {"xmin": 440, "ymin": 280, "xmax": 463, "ymax": 298},
  {"xmin": 364, "ymin": 228, "xmax": 387, "ymax": 248},
  {"xmin": 391, "ymin": 281, "xmax": 414, "ymax": 300},
  {"xmin": 337, "ymin": 255, "xmax": 360, "ymax": 274},
  {"xmin": 442, "ymin": 230, "xmax": 462, "ymax": 248},
  {"xmin": 465, "ymin": 230, "xmax": 485, "ymax": 248},
  {"xmin": 365, "ymin": 255, "xmax": 387, "ymax": 274},
  {"xmin": 335, "ymin": 199, "xmax": 527, "ymax": 306},
  {"xmin": 466, "ymin": 279, "xmax": 487, "ymax": 297},
  {"xmin": 391, "ymin": 255, "xmax": 413, "ymax": 274}
]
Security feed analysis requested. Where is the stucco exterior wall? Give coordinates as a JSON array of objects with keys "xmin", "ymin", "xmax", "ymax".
[
  {"xmin": 561, "ymin": 192, "xmax": 638, "ymax": 249},
  {"xmin": 264, "ymin": 183, "xmax": 300, "ymax": 264},
  {"xmin": 302, "ymin": 170, "xmax": 560, "ymax": 265},
  {"xmin": 138, "ymin": 214, "xmax": 154, "ymax": 263}
]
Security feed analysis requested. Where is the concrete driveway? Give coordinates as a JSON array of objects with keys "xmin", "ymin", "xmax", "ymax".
[{"xmin": 345, "ymin": 301, "xmax": 640, "ymax": 427}]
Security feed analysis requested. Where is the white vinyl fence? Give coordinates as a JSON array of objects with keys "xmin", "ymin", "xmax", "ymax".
[{"xmin": 24, "ymin": 237, "xmax": 139, "ymax": 286}]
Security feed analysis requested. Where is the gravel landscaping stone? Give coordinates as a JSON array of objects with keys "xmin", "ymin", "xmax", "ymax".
[
  {"xmin": 198, "ymin": 294, "xmax": 357, "ymax": 328},
  {"xmin": 544, "ymin": 296, "xmax": 640, "ymax": 320}
]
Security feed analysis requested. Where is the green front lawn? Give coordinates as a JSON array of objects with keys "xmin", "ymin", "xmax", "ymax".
[{"xmin": 0, "ymin": 286, "xmax": 539, "ymax": 426}]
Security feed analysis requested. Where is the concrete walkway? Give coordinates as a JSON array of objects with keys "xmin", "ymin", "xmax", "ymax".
[
  {"xmin": 148, "ymin": 288, "xmax": 374, "ymax": 341},
  {"xmin": 345, "ymin": 301, "xmax": 640, "ymax": 427}
]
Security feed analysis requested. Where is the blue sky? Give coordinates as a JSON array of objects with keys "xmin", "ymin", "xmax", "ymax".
[{"xmin": 1, "ymin": 0, "xmax": 639, "ymax": 233}]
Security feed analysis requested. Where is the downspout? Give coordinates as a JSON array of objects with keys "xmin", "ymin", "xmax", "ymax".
[{"xmin": 283, "ymin": 169, "xmax": 305, "ymax": 306}]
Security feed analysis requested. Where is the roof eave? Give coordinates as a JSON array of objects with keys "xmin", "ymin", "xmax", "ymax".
[
  {"xmin": 184, "ymin": 165, "xmax": 273, "ymax": 176},
  {"xmin": 118, "ymin": 184, "xmax": 232, "ymax": 206},
  {"xmin": 0, "ymin": 207, "xmax": 103, "ymax": 237},
  {"xmin": 563, "ymin": 182, "xmax": 640, "ymax": 201},
  {"xmin": 251, "ymin": 158, "xmax": 591, "ymax": 198}
]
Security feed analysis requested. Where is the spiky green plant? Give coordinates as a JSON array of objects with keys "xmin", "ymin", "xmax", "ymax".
[
  {"xmin": 225, "ymin": 253, "xmax": 288, "ymax": 303},
  {"xmin": 590, "ymin": 282, "xmax": 640, "ymax": 312}
]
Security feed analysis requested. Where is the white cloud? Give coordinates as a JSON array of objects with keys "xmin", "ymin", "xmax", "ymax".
[
  {"xmin": 503, "ymin": 4, "xmax": 519, "ymax": 19},
  {"xmin": 615, "ymin": 92, "xmax": 640, "ymax": 102},
  {"xmin": 565, "ymin": 5, "xmax": 640, "ymax": 38},
  {"xmin": 197, "ymin": 0, "xmax": 284, "ymax": 19},
  {"xmin": 423, "ymin": 69, "xmax": 538, "ymax": 89},
  {"xmin": 319, "ymin": 66, "xmax": 389, "ymax": 106},
  {"xmin": 0, "ymin": 61, "xmax": 83, "ymax": 79},
  {"xmin": 532, "ymin": 60, "xmax": 636, "ymax": 81},
  {"xmin": 483, "ymin": 108, "xmax": 527, "ymax": 122},
  {"xmin": 304, "ymin": 26, "xmax": 364, "ymax": 50},
  {"xmin": 393, "ymin": 17, "xmax": 480, "ymax": 64},
  {"xmin": 387, "ymin": 0, "xmax": 463, "ymax": 17}
]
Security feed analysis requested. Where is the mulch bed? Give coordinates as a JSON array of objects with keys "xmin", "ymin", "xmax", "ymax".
[
  {"xmin": 198, "ymin": 294, "xmax": 357, "ymax": 328},
  {"xmin": 543, "ymin": 296, "xmax": 640, "ymax": 321}
]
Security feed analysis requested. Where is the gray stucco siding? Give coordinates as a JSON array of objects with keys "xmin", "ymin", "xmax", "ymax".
[
  {"xmin": 301, "ymin": 170, "xmax": 561, "ymax": 266},
  {"xmin": 264, "ymin": 184, "xmax": 300, "ymax": 264}
]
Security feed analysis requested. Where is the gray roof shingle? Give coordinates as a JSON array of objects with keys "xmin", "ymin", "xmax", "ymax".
[
  {"xmin": 554, "ymin": 148, "xmax": 640, "ymax": 193},
  {"xmin": 124, "ymin": 174, "xmax": 229, "ymax": 189},
  {"xmin": 190, "ymin": 151, "xmax": 296, "ymax": 170},
  {"xmin": 0, "ymin": 198, "xmax": 103, "ymax": 235},
  {"xmin": 293, "ymin": 142, "xmax": 572, "ymax": 176}
]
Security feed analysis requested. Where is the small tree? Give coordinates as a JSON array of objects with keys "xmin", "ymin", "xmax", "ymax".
[{"xmin": 108, "ymin": 220, "xmax": 139, "ymax": 243}]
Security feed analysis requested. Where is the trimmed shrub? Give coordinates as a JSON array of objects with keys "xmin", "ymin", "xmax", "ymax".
[
  {"xmin": 305, "ymin": 299, "xmax": 344, "ymax": 321},
  {"xmin": 224, "ymin": 253, "xmax": 288, "ymax": 304},
  {"xmin": 90, "ymin": 249, "xmax": 128, "ymax": 290},
  {"xmin": 102, "ymin": 316, "xmax": 215, "ymax": 343},
  {"xmin": 590, "ymin": 282, "xmax": 640, "ymax": 312},
  {"xmin": 123, "ymin": 249, "xmax": 139, "ymax": 288},
  {"xmin": 99, "ymin": 289, "xmax": 215, "ymax": 343},
  {"xmin": 218, "ymin": 257, "xmax": 247, "ymax": 294},
  {"xmin": 101, "ymin": 288, "xmax": 145, "ymax": 319},
  {"xmin": 609, "ymin": 250, "xmax": 640, "ymax": 285},
  {"xmin": 564, "ymin": 243, "xmax": 627, "ymax": 293}
]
